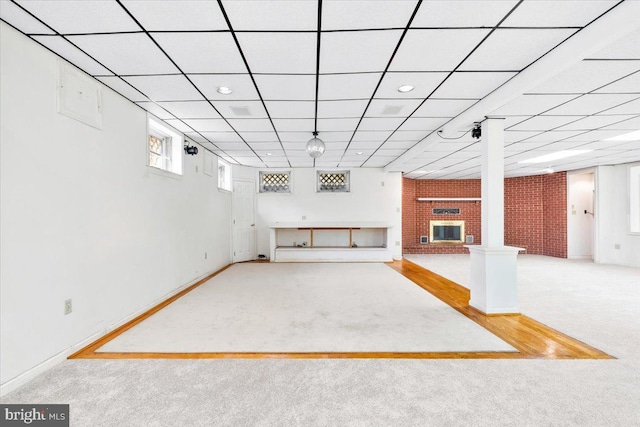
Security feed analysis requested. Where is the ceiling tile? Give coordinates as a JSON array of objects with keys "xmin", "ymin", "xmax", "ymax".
[
  {"xmin": 531, "ymin": 61, "xmax": 640, "ymax": 94},
  {"xmin": 594, "ymin": 71, "xmax": 640, "ymax": 94},
  {"xmin": 183, "ymin": 119, "xmax": 234, "ymax": 132},
  {"xmin": 319, "ymin": 73, "xmax": 382, "ymax": 100},
  {"xmin": 97, "ymin": 76, "xmax": 148, "ymax": 102},
  {"xmin": 279, "ymin": 132, "xmax": 316, "ymax": 143},
  {"xmin": 254, "ymin": 74, "xmax": 316, "ymax": 101},
  {"xmin": 224, "ymin": 0, "xmax": 316, "ymax": 31},
  {"xmin": 163, "ymin": 119, "xmax": 194, "ymax": 133},
  {"xmin": 544, "ymin": 94, "xmax": 639, "ymax": 115},
  {"xmin": 317, "ymin": 100, "xmax": 369, "ymax": 118},
  {"xmin": 587, "ymin": 28, "xmax": 640, "ymax": 60},
  {"xmin": 600, "ymin": 115, "xmax": 640, "ymax": 130},
  {"xmin": 320, "ymin": 30, "xmax": 403, "ymax": 73},
  {"xmin": 123, "ymin": 75, "xmax": 202, "ymax": 101},
  {"xmin": 431, "ymin": 72, "xmax": 516, "ymax": 99},
  {"xmin": 16, "ymin": 0, "xmax": 139, "ymax": 33},
  {"xmin": 504, "ymin": 131, "xmax": 544, "ymax": 143},
  {"xmin": 199, "ymin": 132, "xmax": 243, "ymax": 143},
  {"xmin": 152, "ymin": 32, "xmax": 247, "ymax": 74},
  {"xmin": 597, "ymin": 98, "xmax": 640, "ymax": 115},
  {"xmin": 236, "ymin": 32, "xmax": 316, "ymax": 74},
  {"xmin": 239, "ymin": 132, "xmax": 279, "ymax": 143},
  {"xmin": 316, "ymin": 118, "xmax": 360, "ymax": 132},
  {"xmin": 248, "ymin": 143, "xmax": 284, "ymax": 152},
  {"xmin": 0, "ymin": 1, "xmax": 55, "ymax": 34},
  {"xmin": 413, "ymin": 99, "xmax": 477, "ymax": 117},
  {"xmin": 265, "ymin": 101, "xmax": 315, "ymax": 119},
  {"xmin": 226, "ymin": 118, "xmax": 274, "ymax": 132},
  {"xmin": 68, "ymin": 34, "xmax": 178, "ymax": 75},
  {"xmin": 157, "ymin": 101, "xmax": 221, "ymax": 119},
  {"xmin": 362, "ymin": 157, "xmax": 396, "ymax": 167},
  {"xmin": 376, "ymin": 72, "xmax": 448, "ymax": 99},
  {"xmin": 554, "ymin": 115, "xmax": 638, "ymax": 131},
  {"xmin": 398, "ymin": 117, "xmax": 450, "ymax": 132},
  {"xmin": 490, "ymin": 94, "xmax": 580, "ymax": 116},
  {"xmin": 32, "ymin": 35, "xmax": 112, "ymax": 75},
  {"xmin": 189, "ymin": 74, "xmax": 259, "ymax": 100},
  {"xmin": 560, "ymin": 129, "xmax": 637, "ymax": 143},
  {"xmin": 351, "ymin": 131, "xmax": 394, "ymax": 143},
  {"xmin": 517, "ymin": 130, "xmax": 585, "ymax": 143},
  {"xmin": 501, "ymin": 1, "xmax": 618, "ymax": 27},
  {"xmin": 121, "ymin": 0, "xmax": 227, "ymax": 31},
  {"xmin": 135, "ymin": 102, "xmax": 174, "ymax": 120},
  {"xmin": 388, "ymin": 130, "xmax": 429, "ymax": 141},
  {"xmin": 460, "ymin": 29, "xmax": 577, "ymax": 71},
  {"xmin": 508, "ymin": 116, "xmax": 585, "ymax": 131},
  {"xmin": 212, "ymin": 100, "xmax": 268, "ymax": 119},
  {"xmin": 390, "ymin": 29, "xmax": 490, "ymax": 72},
  {"xmin": 322, "ymin": 0, "xmax": 416, "ymax": 30},
  {"xmin": 412, "ymin": 0, "xmax": 517, "ymax": 27},
  {"xmin": 366, "ymin": 99, "xmax": 425, "ymax": 118},
  {"xmin": 184, "ymin": 133, "xmax": 209, "ymax": 143},
  {"xmin": 358, "ymin": 117, "xmax": 406, "ymax": 131},
  {"xmin": 272, "ymin": 119, "xmax": 315, "ymax": 132},
  {"xmin": 310, "ymin": 132, "xmax": 352, "ymax": 143}
]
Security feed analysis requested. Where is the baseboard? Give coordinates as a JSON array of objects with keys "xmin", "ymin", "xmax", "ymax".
[{"xmin": 0, "ymin": 264, "xmax": 229, "ymax": 397}]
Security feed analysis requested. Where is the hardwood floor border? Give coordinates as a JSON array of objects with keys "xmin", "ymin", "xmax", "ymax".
[{"xmin": 70, "ymin": 259, "xmax": 613, "ymax": 360}]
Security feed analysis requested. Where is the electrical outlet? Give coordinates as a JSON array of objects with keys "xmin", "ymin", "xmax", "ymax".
[
  {"xmin": 302, "ymin": 215, "xmax": 306, "ymax": 220},
  {"xmin": 64, "ymin": 299, "xmax": 72, "ymax": 315},
  {"xmin": 614, "ymin": 244, "xmax": 621, "ymax": 250},
  {"xmin": 204, "ymin": 252, "xmax": 207, "ymax": 259},
  {"xmin": 381, "ymin": 181, "xmax": 385, "ymax": 187}
]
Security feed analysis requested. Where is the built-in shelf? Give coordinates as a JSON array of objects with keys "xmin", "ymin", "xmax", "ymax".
[
  {"xmin": 269, "ymin": 222, "xmax": 393, "ymax": 262},
  {"xmin": 417, "ymin": 197, "xmax": 481, "ymax": 201}
]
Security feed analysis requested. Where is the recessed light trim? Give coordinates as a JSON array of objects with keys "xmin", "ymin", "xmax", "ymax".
[
  {"xmin": 356, "ymin": 151, "xmax": 364, "ymax": 155},
  {"xmin": 266, "ymin": 152, "xmax": 272, "ymax": 156},
  {"xmin": 519, "ymin": 150, "xmax": 592, "ymax": 164},
  {"xmin": 397, "ymin": 85, "xmax": 414, "ymax": 93},
  {"xmin": 216, "ymin": 86, "xmax": 232, "ymax": 95}
]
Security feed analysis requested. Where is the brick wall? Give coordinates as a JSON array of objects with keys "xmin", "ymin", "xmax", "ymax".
[
  {"xmin": 543, "ymin": 172, "xmax": 568, "ymax": 258},
  {"xmin": 402, "ymin": 174, "xmax": 567, "ymax": 257}
]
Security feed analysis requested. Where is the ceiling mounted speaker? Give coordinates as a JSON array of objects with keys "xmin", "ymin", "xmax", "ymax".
[{"xmin": 306, "ymin": 132, "xmax": 326, "ymax": 159}]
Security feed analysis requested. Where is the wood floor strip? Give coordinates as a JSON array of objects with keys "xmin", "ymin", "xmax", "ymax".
[
  {"xmin": 387, "ymin": 259, "xmax": 613, "ymax": 360},
  {"xmin": 70, "ymin": 259, "xmax": 613, "ymax": 360}
]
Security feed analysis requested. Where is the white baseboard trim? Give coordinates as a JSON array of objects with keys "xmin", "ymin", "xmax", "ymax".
[{"xmin": 0, "ymin": 265, "xmax": 227, "ymax": 398}]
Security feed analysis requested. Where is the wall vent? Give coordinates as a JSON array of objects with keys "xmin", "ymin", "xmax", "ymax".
[
  {"xmin": 420, "ymin": 236, "xmax": 429, "ymax": 244},
  {"xmin": 432, "ymin": 208, "xmax": 460, "ymax": 215},
  {"xmin": 465, "ymin": 235, "xmax": 474, "ymax": 244}
]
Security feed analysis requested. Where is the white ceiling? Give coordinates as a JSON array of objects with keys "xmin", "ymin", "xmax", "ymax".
[{"xmin": 1, "ymin": 0, "xmax": 639, "ymax": 179}]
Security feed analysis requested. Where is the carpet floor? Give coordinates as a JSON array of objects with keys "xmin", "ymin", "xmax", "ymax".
[
  {"xmin": 2, "ymin": 255, "xmax": 639, "ymax": 426},
  {"xmin": 98, "ymin": 263, "xmax": 515, "ymax": 353}
]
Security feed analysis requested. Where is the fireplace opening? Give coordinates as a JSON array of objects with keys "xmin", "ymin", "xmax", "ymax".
[{"xmin": 430, "ymin": 220, "xmax": 465, "ymax": 244}]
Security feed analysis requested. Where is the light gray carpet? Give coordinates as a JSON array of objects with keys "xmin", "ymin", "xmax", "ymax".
[
  {"xmin": 3, "ymin": 256, "xmax": 639, "ymax": 426},
  {"xmin": 98, "ymin": 263, "xmax": 515, "ymax": 353}
]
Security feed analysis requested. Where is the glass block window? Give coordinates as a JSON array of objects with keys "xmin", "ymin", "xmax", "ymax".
[
  {"xmin": 259, "ymin": 171, "xmax": 291, "ymax": 193},
  {"xmin": 317, "ymin": 170, "xmax": 350, "ymax": 193}
]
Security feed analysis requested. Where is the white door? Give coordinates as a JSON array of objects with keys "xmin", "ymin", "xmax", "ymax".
[
  {"xmin": 568, "ymin": 172, "xmax": 594, "ymax": 259},
  {"xmin": 232, "ymin": 179, "xmax": 256, "ymax": 263}
]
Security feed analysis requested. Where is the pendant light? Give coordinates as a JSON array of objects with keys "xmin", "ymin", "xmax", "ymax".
[{"xmin": 306, "ymin": 131, "xmax": 325, "ymax": 158}]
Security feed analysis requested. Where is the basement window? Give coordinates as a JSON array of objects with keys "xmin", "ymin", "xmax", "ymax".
[
  {"xmin": 218, "ymin": 158, "xmax": 232, "ymax": 192},
  {"xmin": 147, "ymin": 117, "xmax": 182, "ymax": 175},
  {"xmin": 259, "ymin": 171, "xmax": 291, "ymax": 193},
  {"xmin": 317, "ymin": 170, "xmax": 350, "ymax": 193}
]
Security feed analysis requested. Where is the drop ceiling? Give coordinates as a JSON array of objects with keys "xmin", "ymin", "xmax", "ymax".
[{"xmin": 1, "ymin": 0, "xmax": 639, "ymax": 178}]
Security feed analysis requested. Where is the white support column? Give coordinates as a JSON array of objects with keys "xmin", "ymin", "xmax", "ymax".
[{"xmin": 466, "ymin": 117, "xmax": 523, "ymax": 314}]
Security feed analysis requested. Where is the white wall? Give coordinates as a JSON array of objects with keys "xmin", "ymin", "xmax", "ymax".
[
  {"xmin": 0, "ymin": 23, "xmax": 231, "ymax": 390},
  {"xmin": 253, "ymin": 168, "xmax": 403, "ymax": 259},
  {"xmin": 594, "ymin": 164, "xmax": 640, "ymax": 267}
]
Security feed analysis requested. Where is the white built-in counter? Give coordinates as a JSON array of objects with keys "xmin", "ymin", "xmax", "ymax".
[{"xmin": 269, "ymin": 222, "xmax": 393, "ymax": 262}]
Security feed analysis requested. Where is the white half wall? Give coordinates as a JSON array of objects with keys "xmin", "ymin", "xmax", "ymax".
[
  {"xmin": 594, "ymin": 164, "xmax": 640, "ymax": 267},
  {"xmin": 0, "ymin": 23, "xmax": 232, "ymax": 389},
  {"xmin": 252, "ymin": 168, "xmax": 403, "ymax": 260}
]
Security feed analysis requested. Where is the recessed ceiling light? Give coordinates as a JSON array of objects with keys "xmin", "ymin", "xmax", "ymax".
[
  {"xmin": 605, "ymin": 130, "xmax": 640, "ymax": 141},
  {"xmin": 266, "ymin": 152, "xmax": 272, "ymax": 156},
  {"xmin": 216, "ymin": 86, "xmax": 232, "ymax": 95},
  {"xmin": 356, "ymin": 151, "xmax": 364, "ymax": 155},
  {"xmin": 519, "ymin": 150, "xmax": 592, "ymax": 164},
  {"xmin": 397, "ymin": 85, "xmax": 414, "ymax": 93}
]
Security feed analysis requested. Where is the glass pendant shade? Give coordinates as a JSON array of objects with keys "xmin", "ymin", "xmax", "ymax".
[{"xmin": 306, "ymin": 136, "xmax": 326, "ymax": 158}]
